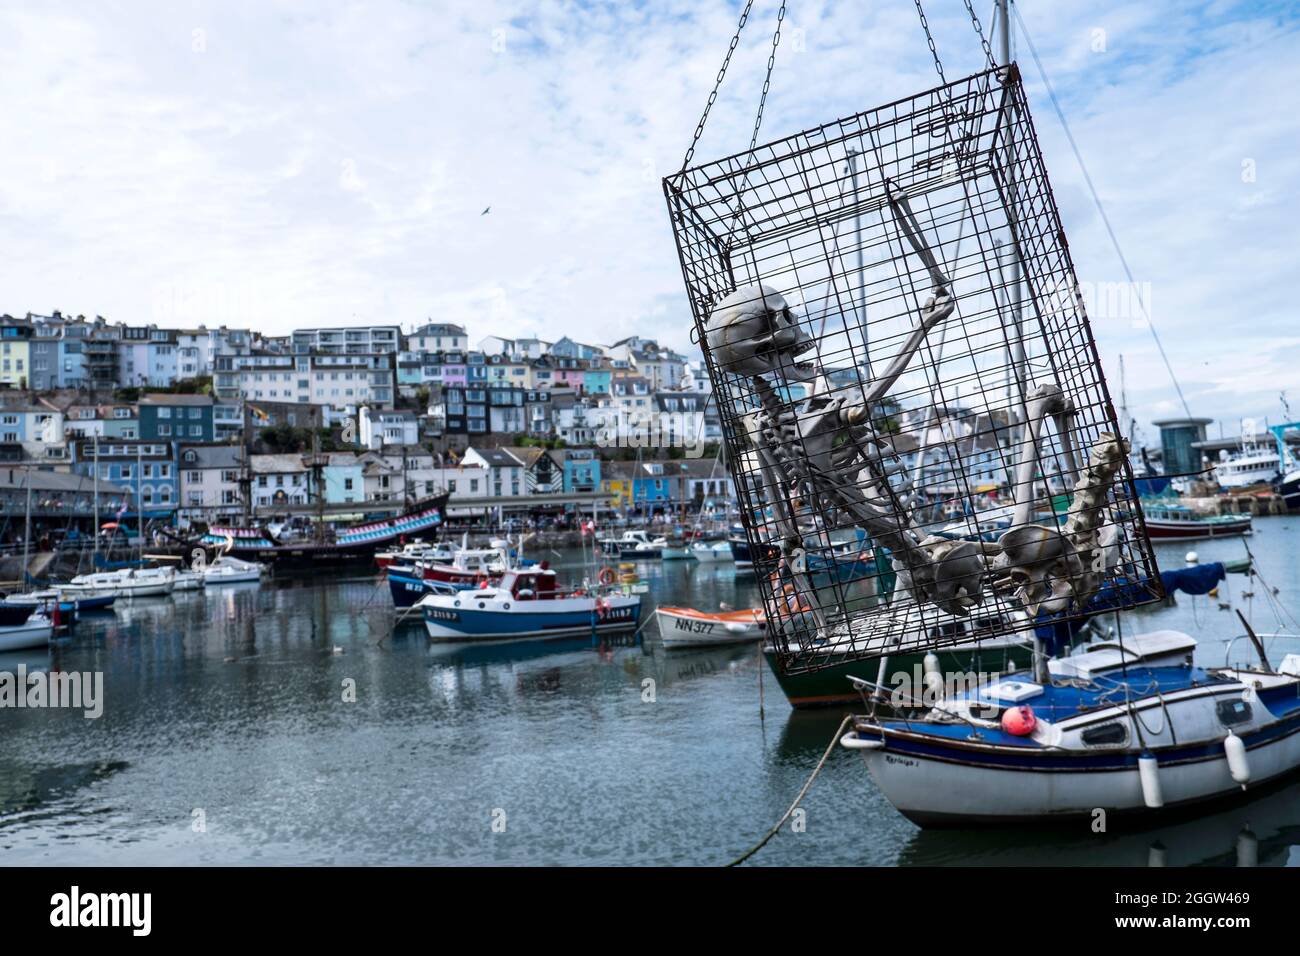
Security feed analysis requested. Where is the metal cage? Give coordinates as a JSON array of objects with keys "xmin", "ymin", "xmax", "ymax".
[{"xmin": 664, "ymin": 65, "xmax": 1163, "ymax": 676}]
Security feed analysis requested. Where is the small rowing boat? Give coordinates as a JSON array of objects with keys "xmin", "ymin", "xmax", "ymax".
[{"xmin": 655, "ymin": 606, "xmax": 766, "ymax": 648}]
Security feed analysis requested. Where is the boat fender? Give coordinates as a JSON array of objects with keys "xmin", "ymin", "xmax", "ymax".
[
  {"xmin": 1138, "ymin": 752, "xmax": 1164, "ymax": 808},
  {"xmin": 597, "ymin": 567, "xmax": 616, "ymax": 586},
  {"xmin": 1224, "ymin": 731, "xmax": 1251, "ymax": 787},
  {"xmin": 923, "ymin": 652, "xmax": 943, "ymax": 699},
  {"xmin": 1001, "ymin": 705, "xmax": 1036, "ymax": 736},
  {"xmin": 839, "ymin": 732, "xmax": 884, "ymax": 751}
]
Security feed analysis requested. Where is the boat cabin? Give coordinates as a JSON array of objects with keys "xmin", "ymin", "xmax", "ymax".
[{"xmin": 498, "ymin": 569, "xmax": 559, "ymax": 600}]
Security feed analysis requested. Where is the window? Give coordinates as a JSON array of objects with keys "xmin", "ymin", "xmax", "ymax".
[
  {"xmin": 1080, "ymin": 723, "xmax": 1129, "ymax": 748},
  {"xmin": 187, "ymin": 471, "xmax": 202, "ymax": 483},
  {"xmin": 158, "ymin": 408, "xmax": 171, "ymax": 418},
  {"xmin": 1217, "ymin": 698, "xmax": 1253, "ymax": 727},
  {"xmin": 344, "ymin": 478, "xmax": 353, "ymax": 491}
]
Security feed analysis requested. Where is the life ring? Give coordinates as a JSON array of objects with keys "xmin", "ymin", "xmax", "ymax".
[
  {"xmin": 597, "ymin": 567, "xmax": 617, "ymax": 586},
  {"xmin": 475, "ymin": 572, "xmax": 490, "ymax": 589}
]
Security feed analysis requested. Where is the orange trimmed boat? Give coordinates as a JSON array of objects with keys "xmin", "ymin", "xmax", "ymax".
[{"xmin": 655, "ymin": 606, "xmax": 766, "ymax": 648}]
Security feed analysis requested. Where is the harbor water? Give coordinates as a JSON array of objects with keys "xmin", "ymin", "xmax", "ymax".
[{"xmin": 4, "ymin": 519, "xmax": 1300, "ymax": 866}]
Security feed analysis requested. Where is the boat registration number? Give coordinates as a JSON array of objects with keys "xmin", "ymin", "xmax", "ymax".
[
  {"xmin": 673, "ymin": 618, "xmax": 715, "ymax": 634},
  {"xmin": 426, "ymin": 609, "xmax": 460, "ymax": 622}
]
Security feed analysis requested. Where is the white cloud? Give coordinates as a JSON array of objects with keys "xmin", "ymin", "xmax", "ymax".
[{"xmin": 0, "ymin": 0, "xmax": 1297, "ymax": 439}]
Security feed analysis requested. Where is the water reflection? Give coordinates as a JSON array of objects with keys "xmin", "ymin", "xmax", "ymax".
[
  {"xmin": 897, "ymin": 775, "xmax": 1300, "ymax": 867},
  {"xmin": 0, "ymin": 526, "xmax": 1297, "ymax": 865}
]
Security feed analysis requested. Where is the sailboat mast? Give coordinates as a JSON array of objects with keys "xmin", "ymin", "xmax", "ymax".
[
  {"xmin": 137, "ymin": 442, "xmax": 144, "ymax": 560},
  {"xmin": 93, "ymin": 434, "xmax": 100, "ymax": 557},
  {"xmin": 22, "ymin": 462, "xmax": 32, "ymax": 582}
]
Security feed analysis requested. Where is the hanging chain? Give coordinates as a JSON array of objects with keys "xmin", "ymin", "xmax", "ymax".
[
  {"xmin": 680, "ymin": 0, "xmax": 756, "ymax": 171},
  {"xmin": 746, "ymin": 0, "xmax": 787, "ymax": 155},
  {"xmin": 962, "ymin": 0, "xmax": 997, "ymax": 70},
  {"xmin": 912, "ymin": 0, "xmax": 946, "ymax": 85}
]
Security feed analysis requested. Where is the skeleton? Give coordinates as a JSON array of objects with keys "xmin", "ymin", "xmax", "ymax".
[
  {"xmin": 711, "ymin": 281, "xmax": 987, "ymax": 617},
  {"xmin": 707, "ymin": 210, "xmax": 1123, "ymax": 622}
]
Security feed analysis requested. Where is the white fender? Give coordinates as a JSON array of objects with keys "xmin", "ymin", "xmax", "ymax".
[
  {"xmin": 923, "ymin": 652, "xmax": 943, "ymax": 699},
  {"xmin": 840, "ymin": 732, "xmax": 885, "ymax": 751},
  {"xmin": 1224, "ymin": 731, "xmax": 1251, "ymax": 787},
  {"xmin": 1138, "ymin": 752, "xmax": 1164, "ymax": 808}
]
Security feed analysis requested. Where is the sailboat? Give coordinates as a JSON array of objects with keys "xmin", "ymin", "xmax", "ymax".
[{"xmin": 841, "ymin": 630, "xmax": 1300, "ymax": 824}]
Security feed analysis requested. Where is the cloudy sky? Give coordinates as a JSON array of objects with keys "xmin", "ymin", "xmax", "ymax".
[{"xmin": 2, "ymin": 1, "xmax": 1297, "ymax": 441}]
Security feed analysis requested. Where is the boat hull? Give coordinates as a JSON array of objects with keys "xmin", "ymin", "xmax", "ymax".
[
  {"xmin": 1145, "ymin": 516, "xmax": 1253, "ymax": 540},
  {"xmin": 766, "ymin": 640, "xmax": 1037, "ymax": 709},
  {"xmin": 851, "ymin": 712, "xmax": 1300, "ymax": 826},
  {"xmin": 656, "ymin": 607, "xmax": 764, "ymax": 648},
  {"xmin": 690, "ymin": 544, "xmax": 732, "ymax": 563},
  {"xmin": 423, "ymin": 594, "xmax": 641, "ymax": 642},
  {"xmin": 0, "ymin": 619, "xmax": 54, "ymax": 652}
]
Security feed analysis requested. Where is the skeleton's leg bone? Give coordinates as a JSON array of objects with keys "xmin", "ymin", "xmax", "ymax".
[
  {"xmin": 1050, "ymin": 401, "xmax": 1080, "ymax": 489},
  {"xmin": 750, "ymin": 432, "xmax": 828, "ymax": 631},
  {"xmin": 1011, "ymin": 384, "xmax": 1067, "ymax": 527}
]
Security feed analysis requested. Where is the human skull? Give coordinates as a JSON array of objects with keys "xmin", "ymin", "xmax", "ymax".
[{"xmin": 704, "ymin": 283, "xmax": 818, "ymax": 382}]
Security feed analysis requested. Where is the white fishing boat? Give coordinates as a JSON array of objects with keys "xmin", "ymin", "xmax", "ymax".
[
  {"xmin": 202, "ymin": 556, "xmax": 265, "ymax": 585},
  {"xmin": 0, "ymin": 610, "xmax": 55, "ymax": 652},
  {"xmin": 655, "ymin": 606, "xmax": 765, "ymax": 648},
  {"xmin": 1213, "ymin": 438, "xmax": 1280, "ymax": 490},
  {"xmin": 66, "ymin": 567, "xmax": 175, "ymax": 599},
  {"xmin": 598, "ymin": 530, "xmax": 667, "ymax": 560},
  {"xmin": 840, "ymin": 631, "xmax": 1300, "ymax": 825},
  {"xmin": 660, "ymin": 538, "xmax": 694, "ymax": 561},
  {"xmin": 419, "ymin": 568, "xmax": 641, "ymax": 642},
  {"xmin": 690, "ymin": 540, "xmax": 734, "ymax": 562},
  {"xmin": 171, "ymin": 569, "xmax": 204, "ymax": 591}
]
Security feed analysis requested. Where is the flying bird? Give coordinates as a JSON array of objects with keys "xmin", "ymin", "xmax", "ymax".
[{"xmin": 481, "ymin": 206, "xmax": 491, "ymax": 216}]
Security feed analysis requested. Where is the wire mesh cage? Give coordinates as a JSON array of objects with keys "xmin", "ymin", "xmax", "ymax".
[{"xmin": 664, "ymin": 64, "xmax": 1164, "ymax": 677}]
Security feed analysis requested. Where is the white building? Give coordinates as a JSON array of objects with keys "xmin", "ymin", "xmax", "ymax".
[
  {"xmin": 409, "ymin": 323, "xmax": 468, "ymax": 353},
  {"xmin": 359, "ymin": 407, "xmax": 420, "ymax": 449},
  {"xmin": 461, "ymin": 447, "xmax": 524, "ymax": 497},
  {"xmin": 250, "ymin": 454, "xmax": 310, "ymax": 509},
  {"xmin": 292, "ymin": 325, "xmax": 400, "ymax": 355},
  {"xmin": 178, "ymin": 444, "xmax": 243, "ymax": 519}
]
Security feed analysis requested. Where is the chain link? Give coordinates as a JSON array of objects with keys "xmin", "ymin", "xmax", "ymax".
[
  {"xmin": 912, "ymin": 0, "xmax": 946, "ymax": 85},
  {"xmin": 747, "ymin": 0, "xmax": 787, "ymax": 155},
  {"xmin": 680, "ymin": 0, "xmax": 756, "ymax": 172},
  {"xmin": 963, "ymin": 0, "xmax": 997, "ymax": 70}
]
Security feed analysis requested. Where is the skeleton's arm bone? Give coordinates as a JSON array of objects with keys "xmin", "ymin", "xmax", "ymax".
[
  {"xmin": 860, "ymin": 290, "xmax": 954, "ymax": 406},
  {"xmin": 886, "ymin": 180, "xmax": 950, "ymax": 293}
]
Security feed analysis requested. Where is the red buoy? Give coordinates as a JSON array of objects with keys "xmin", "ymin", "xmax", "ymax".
[{"xmin": 1001, "ymin": 705, "xmax": 1037, "ymax": 736}]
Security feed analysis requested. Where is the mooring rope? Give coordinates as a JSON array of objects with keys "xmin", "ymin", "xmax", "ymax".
[{"xmin": 727, "ymin": 713, "xmax": 853, "ymax": 867}]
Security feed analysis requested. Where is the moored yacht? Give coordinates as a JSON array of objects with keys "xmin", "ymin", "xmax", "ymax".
[{"xmin": 840, "ymin": 631, "xmax": 1300, "ymax": 825}]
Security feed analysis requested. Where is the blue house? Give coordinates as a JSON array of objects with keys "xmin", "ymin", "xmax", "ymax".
[
  {"xmin": 631, "ymin": 462, "xmax": 673, "ymax": 506},
  {"xmin": 72, "ymin": 438, "xmax": 178, "ymax": 519},
  {"xmin": 561, "ymin": 449, "xmax": 601, "ymax": 493},
  {"xmin": 138, "ymin": 394, "xmax": 215, "ymax": 443}
]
